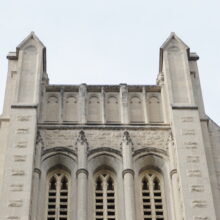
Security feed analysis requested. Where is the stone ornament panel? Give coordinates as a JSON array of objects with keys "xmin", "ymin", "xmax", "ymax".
[{"xmin": 40, "ymin": 129, "xmax": 170, "ymax": 150}]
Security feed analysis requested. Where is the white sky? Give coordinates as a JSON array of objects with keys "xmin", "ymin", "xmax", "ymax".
[{"xmin": 0, "ymin": 0, "xmax": 219, "ymax": 125}]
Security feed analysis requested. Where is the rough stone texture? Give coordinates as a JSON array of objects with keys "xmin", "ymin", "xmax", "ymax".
[{"xmin": 0, "ymin": 32, "xmax": 219, "ymax": 220}]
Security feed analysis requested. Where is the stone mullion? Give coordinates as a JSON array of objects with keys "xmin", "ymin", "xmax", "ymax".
[
  {"xmin": 56, "ymin": 176, "xmax": 61, "ymax": 220},
  {"xmin": 103, "ymin": 178, "xmax": 108, "ymax": 220},
  {"xmin": 150, "ymin": 178, "xmax": 156, "ymax": 220}
]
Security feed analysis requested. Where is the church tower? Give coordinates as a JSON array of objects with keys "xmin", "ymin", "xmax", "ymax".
[{"xmin": 0, "ymin": 33, "xmax": 219, "ymax": 220}]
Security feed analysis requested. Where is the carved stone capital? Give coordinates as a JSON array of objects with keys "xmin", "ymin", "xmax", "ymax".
[
  {"xmin": 34, "ymin": 168, "xmax": 41, "ymax": 175},
  {"xmin": 76, "ymin": 168, "xmax": 89, "ymax": 177},
  {"xmin": 122, "ymin": 169, "xmax": 135, "ymax": 178},
  {"xmin": 170, "ymin": 169, "xmax": 177, "ymax": 177}
]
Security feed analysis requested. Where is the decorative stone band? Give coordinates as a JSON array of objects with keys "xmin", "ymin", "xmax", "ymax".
[
  {"xmin": 76, "ymin": 168, "xmax": 89, "ymax": 177},
  {"xmin": 170, "ymin": 169, "xmax": 177, "ymax": 177},
  {"xmin": 122, "ymin": 169, "xmax": 135, "ymax": 178},
  {"xmin": 34, "ymin": 168, "xmax": 41, "ymax": 175}
]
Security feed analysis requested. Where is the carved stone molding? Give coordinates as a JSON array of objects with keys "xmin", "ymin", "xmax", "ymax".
[{"xmin": 88, "ymin": 147, "xmax": 122, "ymax": 157}]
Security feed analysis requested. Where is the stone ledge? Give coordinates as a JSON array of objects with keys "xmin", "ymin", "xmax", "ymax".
[{"xmin": 172, "ymin": 105, "xmax": 198, "ymax": 110}]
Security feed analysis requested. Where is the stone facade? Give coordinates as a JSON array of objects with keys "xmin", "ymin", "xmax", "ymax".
[{"xmin": 0, "ymin": 32, "xmax": 219, "ymax": 220}]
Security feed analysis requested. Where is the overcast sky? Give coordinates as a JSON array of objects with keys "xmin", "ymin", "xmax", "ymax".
[{"xmin": 0, "ymin": 0, "xmax": 219, "ymax": 125}]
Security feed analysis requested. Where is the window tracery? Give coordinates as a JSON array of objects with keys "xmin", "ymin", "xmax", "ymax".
[
  {"xmin": 141, "ymin": 171, "xmax": 165, "ymax": 220},
  {"xmin": 47, "ymin": 171, "xmax": 69, "ymax": 220},
  {"xmin": 95, "ymin": 171, "xmax": 116, "ymax": 220}
]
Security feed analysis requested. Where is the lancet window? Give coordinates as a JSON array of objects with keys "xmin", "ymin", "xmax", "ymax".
[
  {"xmin": 47, "ymin": 171, "xmax": 69, "ymax": 220},
  {"xmin": 95, "ymin": 171, "xmax": 116, "ymax": 220},
  {"xmin": 141, "ymin": 171, "xmax": 165, "ymax": 220}
]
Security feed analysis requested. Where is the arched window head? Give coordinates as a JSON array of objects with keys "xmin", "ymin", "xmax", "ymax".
[
  {"xmin": 45, "ymin": 95, "xmax": 59, "ymax": 122},
  {"xmin": 94, "ymin": 171, "xmax": 116, "ymax": 220},
  {"xmin": 106, "ymin": 95, "xmax": 120, "ymax": 123},
  {"xmin": 47, "ymin": 170, "xmax": 70, "ymax": 220},
  {"xmin": 148, "ymin": 96, "xmax": 163, "ymax": 123},
  {"xmin": 87, "ymin": 95, "xmax": 101, "ymax": 122},
  {"xmin": 63, "ymin": 95, "xmax": 78, "ymax": 122},
  {"xmin": 129, "ymin": 96, "xmax": 144, "ymax": 123},
  {"xmin": 141, "ymin": 171, "xmax": 166, "ymax": 220}
]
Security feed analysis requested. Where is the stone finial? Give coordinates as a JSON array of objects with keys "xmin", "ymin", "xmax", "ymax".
[
  {"xmin": 76, "ymin": 130, "xmax": 88, "ymax": 145},
  {"xmin": 121, "ymin": 131, "xmax": 133, "ymax": 146}
]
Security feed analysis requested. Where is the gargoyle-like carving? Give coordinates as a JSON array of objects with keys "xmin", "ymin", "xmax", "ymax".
[
  {"xmin": 76, "ymin": 130, "xmax": 88, "ymax": 145},
  {"xmin": 121, "ymin": 131, "xmax": 133, "ymax": 146}
]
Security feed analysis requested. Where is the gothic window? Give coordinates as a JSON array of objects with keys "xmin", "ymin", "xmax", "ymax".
[
  {"xmin": 147, "ymin": 96, "xmax": 163, "ymax": 123},
  {"xmin": 106, "ymin": 95, "xmax": 120, "ymax": 123},
  {"xmin": 141, "ymin": 171, "xmax": 165, "ymax": 220},
  {"xmin": 95, "ymin": 171, "xmax": 116, "ymax": 220},
  {"xmin": 47, "ymin": 171, "xmax": 69, "ymax": 220},
  {"xmin": 129, "ymin": 96, "xmax": 144, "ymax": 123},
  {"xmin": 87, "ymin": 95, "xmax": 101, "ymax": 122}
]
